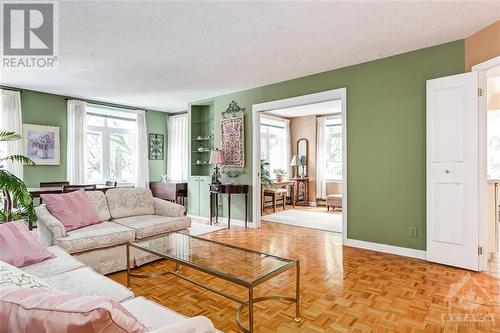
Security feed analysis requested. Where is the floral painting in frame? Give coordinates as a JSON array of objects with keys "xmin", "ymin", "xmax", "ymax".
[{"xmin": 23, "ymin": 124, "xmax": 60, "ymax": 165}]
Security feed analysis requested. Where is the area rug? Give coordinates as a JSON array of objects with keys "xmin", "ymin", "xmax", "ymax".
[
  {"xmin": 188, "ymin": 221, "xmax": 225, "ymax": 236},
  {"xmin": 261, "ymin": 209, "xmax": 342, "ymax": 233}
]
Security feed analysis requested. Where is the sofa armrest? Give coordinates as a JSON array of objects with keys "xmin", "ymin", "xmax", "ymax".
[
  {"xmin": 148, "ymin": 316, "xmax": 216, "ymax": 333},
  {"xmin": 34, "ymin": 205, "xmax": 66, "ymax": 245},
  {"xmin": 153, "ymin": 198, "xmax": 185, "ymax": 217}
]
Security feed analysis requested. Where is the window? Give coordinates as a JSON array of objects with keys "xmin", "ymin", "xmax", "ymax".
[
  {"xmin": 324, "ymin": 115, "xmax": 342, "ymax": 180},
  {"xmin": 85, "ymin": 105, "xmax": 136, "ymax": 183},
  {"xmin": 488, "ymin": 109, "xmax": 500, "ymax": 179},
  {"xmin": 260, "ymin": 116, "xmax": 288, "ymax": 179}
]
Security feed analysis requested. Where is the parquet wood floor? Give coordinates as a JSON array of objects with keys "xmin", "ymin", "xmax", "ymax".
[{"xmin": 109, "ymin": 223, "xmax": 500, "ymax": 333}]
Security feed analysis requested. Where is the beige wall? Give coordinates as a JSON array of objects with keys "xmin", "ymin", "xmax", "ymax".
[
  {"xmin": 465, "ymin": 20, "xmax": 500, "ymax": 71},
  {"xmin": 290, "ymin": 116, "xmax": 317, "ymax": 202}
]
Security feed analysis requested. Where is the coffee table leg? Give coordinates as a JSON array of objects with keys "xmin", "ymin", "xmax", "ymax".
[
  {"xmin": 126, "ymin": 243, "xmax": 131, "ymax": 288},
  {"xmin": 249, "ymin": 286, "xmax": 254, "ymax": 333},
  {"xmin": 295, "ymin": 259, "xmax": 301, "ymax": 322}
]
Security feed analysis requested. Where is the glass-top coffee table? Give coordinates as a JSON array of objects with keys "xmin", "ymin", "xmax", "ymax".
[{"xmin": 126, "ymin": 232, "xmax": 300, "ymax": 333}]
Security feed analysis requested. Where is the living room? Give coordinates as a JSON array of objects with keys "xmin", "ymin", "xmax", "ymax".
[{"xmin": 1, "ymin": 2, "xmax": 500, "ymax": 333}]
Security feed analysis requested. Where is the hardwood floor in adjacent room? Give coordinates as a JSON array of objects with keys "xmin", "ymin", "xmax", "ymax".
[{"xmin": 109, "ymin": 223, "xmax": 500, "ymax": 332}]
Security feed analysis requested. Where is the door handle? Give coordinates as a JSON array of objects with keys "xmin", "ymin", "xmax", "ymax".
[{"xmin": 445, "ymin": 169, "xmax": 451, "ymax": 174}]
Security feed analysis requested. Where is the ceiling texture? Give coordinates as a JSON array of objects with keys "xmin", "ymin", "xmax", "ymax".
[{"xmin": 1, "ymin": 1, "xmax": 499, "ymax": 112}]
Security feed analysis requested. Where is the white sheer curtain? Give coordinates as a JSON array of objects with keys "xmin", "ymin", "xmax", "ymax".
[
  {"xmin": 0, "ymin": 90, "xmax": 23, "ymax": 180},
  {"xmin": 67, "ymin": 100, "xmax": 87, "ymax": 184},
  {"xmin": 316, "ymin": 116, "xmax": 327, "ymax": 199},
  {"xmin": 284, "ymin": 118, "xmax": 292, "ymax": 179},
  {"xmin": 167, "ymin": 114, "xmax": 188, "ymax": 182},
  {"xmin": 135, "ymin": 110, "xmax": 149, "ymax": 188}
]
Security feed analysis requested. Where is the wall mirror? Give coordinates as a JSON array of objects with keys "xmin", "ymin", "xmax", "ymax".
[{"xmin": 297, "ymin": 138, "xmax": 308, "ymax": 177}]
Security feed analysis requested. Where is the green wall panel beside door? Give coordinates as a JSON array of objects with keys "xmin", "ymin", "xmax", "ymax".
[{"xmin": 189, "ymin": 40, "xmax": 466, "ymax": 250}]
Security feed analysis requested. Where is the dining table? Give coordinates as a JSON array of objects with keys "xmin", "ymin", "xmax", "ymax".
[{"xmin": 28, "ymin": 184, "xmax": 133, "ymax": 198}]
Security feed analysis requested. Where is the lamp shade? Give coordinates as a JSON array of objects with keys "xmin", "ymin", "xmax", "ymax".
[
  {"xmin": 209, "ymin": 149, "xmax": 225, "ymax": 165},
  {"xmin": 290, "ymin": 155, "xmax": 298, "ymax": 167}
]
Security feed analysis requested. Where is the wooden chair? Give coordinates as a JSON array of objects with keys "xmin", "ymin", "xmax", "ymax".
[
  {"xmin": 40, "ymin": 181, "xmax": 69, "ymax": 187},
  {"xmin": 262, "ymin": 188, "xmax": 288, "ymax": 213},
  {"xmin": 105, "ymin": 181, "xmax": 117, "ymax": 187},
  {"xmin": 62, "ymin": 184, "xmax": 97, "ymax": 193}
]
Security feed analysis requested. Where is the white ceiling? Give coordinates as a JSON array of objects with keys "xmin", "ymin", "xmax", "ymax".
[
  {"xmin": 1, "ymin": 1, "xmax": 499, "ymax": 112},
  {"xmin": 265, "ymin": 100, "xmax": 341, "ymax": 118}
]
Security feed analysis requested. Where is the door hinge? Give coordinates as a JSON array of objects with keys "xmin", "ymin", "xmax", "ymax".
[
  {"xmin": 478, "ymin": 247, "xmax": 483, "ymax": 255},
  {"xmin": 478, "ymin": 88, "xmax": 483, "ymax": 97}
]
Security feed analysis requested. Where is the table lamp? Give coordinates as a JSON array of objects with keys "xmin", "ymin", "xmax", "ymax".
[
  {"xmin": 290, "ymin": 155, "xmax": 299, "ymax": 178},
  {"xmin": 209, "ymin": 148, "xmax": 225, "ymax": 184}
]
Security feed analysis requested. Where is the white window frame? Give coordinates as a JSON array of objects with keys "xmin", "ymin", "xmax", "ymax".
[
  {"xmin": 324, "ymin": 114, "xmax": 343, "ymax": 181},
  {"xmin": 85, "ymin": 105, "xmax": 136, "ymax": 183}
]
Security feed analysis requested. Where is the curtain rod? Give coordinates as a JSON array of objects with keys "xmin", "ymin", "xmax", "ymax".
[
  {"xmin": 64, "ymin": 98, "xmax": 147, "ymax": 112},
  {"xmin": 0, "ymin": 87, "xmax": 23, "ymax": 94}
]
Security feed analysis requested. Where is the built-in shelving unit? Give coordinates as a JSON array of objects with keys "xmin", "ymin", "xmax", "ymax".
[{"xmin": 190, "ymin": 103, "xmax": 214, "ymax": 176}]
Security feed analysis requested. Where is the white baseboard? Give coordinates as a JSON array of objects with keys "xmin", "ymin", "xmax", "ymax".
[
  {"xmin": 308, "ymin": 201, "xmax": 317, "ymax": 207},
  {"xmin": 344, "ymin": 238, "xmax": 427, "ymax": 260},
  {"xmin": 217, "ymin": 216, "xmax": 255, "ymax": 228}
]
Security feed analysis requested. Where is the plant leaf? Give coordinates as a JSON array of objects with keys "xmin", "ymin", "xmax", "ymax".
[
  {"xmin": 0, "ymin": 131, "xmax": 22, "ymax": 142},
  {"xmin": 0, "ymin": 155, "xmax": 35, "ymax": 166}
]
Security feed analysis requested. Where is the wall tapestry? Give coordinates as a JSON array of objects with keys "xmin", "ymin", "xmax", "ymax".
[
  {"xmin": 148, "ymin": 133, "xmax": 164, "ymax": 160},
  {"xmin": 221, "ymin": 101, "xmax": 245, "ymax": 168},
  {"xmin": 23, "ymin": 124, "xmax": 60, "ymax": 165}
]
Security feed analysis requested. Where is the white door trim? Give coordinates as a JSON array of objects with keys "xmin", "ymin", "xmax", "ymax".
[
  {"xmin": 472, "ymin": 55, "xmax": 500, "ymax": 271},
  {"xmin": 251, "ymin": 88, "xmax": 348, "ymax": 243}
]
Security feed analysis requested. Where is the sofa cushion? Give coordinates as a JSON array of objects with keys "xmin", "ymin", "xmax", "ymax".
[
  {"xmin": 86, "ymin": 190, "xmax": 111, "ymax": 222},
  {"xmin": 41, "ymin": 189, "xmax": 102, "ymax": 231},
  {"xmin": 0, "ymin": 287, "xmax": 145, "ymax": 333},
  {"xmin": 0, "ymin": 261, "xmax": 51, "ymax": 289},
  {"xmin": 21, "ymin": 246, "xmax": 85, "ymax": 278},
  {"xmin": 42, "ymin": 267, "xmax": 134, "ymax": 303},
  {"xmin": 121, "ymin": 296, "xmax": 185, "ymax": 331},
  {"xmin": 0, "ymin": 221, "xmax": 55, "ymax": 267},
  {"xmin": 54, "ymin": 222, "xmax": 135, "ymax": 254},
  {"xmin": 112, "ymin": 215, "xmax": 190, "ymax": 239},
  {"xmin": 106, "ymin": 188, "xmax": 155, "ymax": 219}
]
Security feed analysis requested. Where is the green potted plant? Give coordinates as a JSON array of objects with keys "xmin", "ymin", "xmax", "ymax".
[
  {"xmin": 260, "ymin": 159, "xmax": 274, "ymax": 187},
  {"xmin": 273, "ymin": 168, "xmax": 287, "ymax": 183},
  {"xmin": 0, "ymin": 131, "xmax": 36, "ymax": 223}
]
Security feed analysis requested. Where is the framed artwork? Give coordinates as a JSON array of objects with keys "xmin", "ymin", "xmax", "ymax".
[
  {"xmin": 23, "ymin": 124, "xmax": 60, "ymax": 165},
  {"xmin": 148, "ymin": 133, "xmax": 164, "ymax": 160},
  {"xmin": 221, "ymin": 115, "xmax": 244, "ymax": 167}
]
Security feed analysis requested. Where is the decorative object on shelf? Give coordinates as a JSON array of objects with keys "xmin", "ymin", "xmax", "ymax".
[
  {"xmin": 148, "ymin": 133, "xmax": 164, "ymax": 160},
  {"xmin": 23, "ymin": 124, "xmax": 60, "ymax": 165},
  {"xmin": 274, "ymin": 168, "xmax": 287, "ymax": 183},
  {"xmin": 209, "ymin": 148, "xmax": 225, "ymax": 184}
]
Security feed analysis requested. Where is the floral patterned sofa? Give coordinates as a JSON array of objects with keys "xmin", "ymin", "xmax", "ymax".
[{"xmin": 35, "ymin": 188, "xmax": 190, "ymax": 274}]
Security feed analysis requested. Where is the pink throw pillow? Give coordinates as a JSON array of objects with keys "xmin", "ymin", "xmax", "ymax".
[
  {"xmin": 41, "ymin": 189, "xmax": 101, "ymax": 231},
  {"xmin": 0, "ymin": 287, "xmax": 146, "ymax": 333},
  {"xmin": 0, "ymin": 221, "xmax": 55, "ymax": 267}
]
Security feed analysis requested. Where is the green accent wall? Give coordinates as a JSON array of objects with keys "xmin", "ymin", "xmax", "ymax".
[
  {"xmin": 15, "ymin": 89, "xmax": 168, "ymax": 187},
  {"xmin": 190, "ymin": 40, "xmax": 465, "ymax": 250}
]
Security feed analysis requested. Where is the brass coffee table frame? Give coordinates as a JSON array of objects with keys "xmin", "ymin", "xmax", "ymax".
[{"xmin": 126, "ymin": 233, "xmax": 300, "ymax": 333}]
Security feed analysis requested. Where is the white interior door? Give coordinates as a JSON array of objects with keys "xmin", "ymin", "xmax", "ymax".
[{"xmin": 427, "ymin": 72, "xmax": 479, "ymax": 271}]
